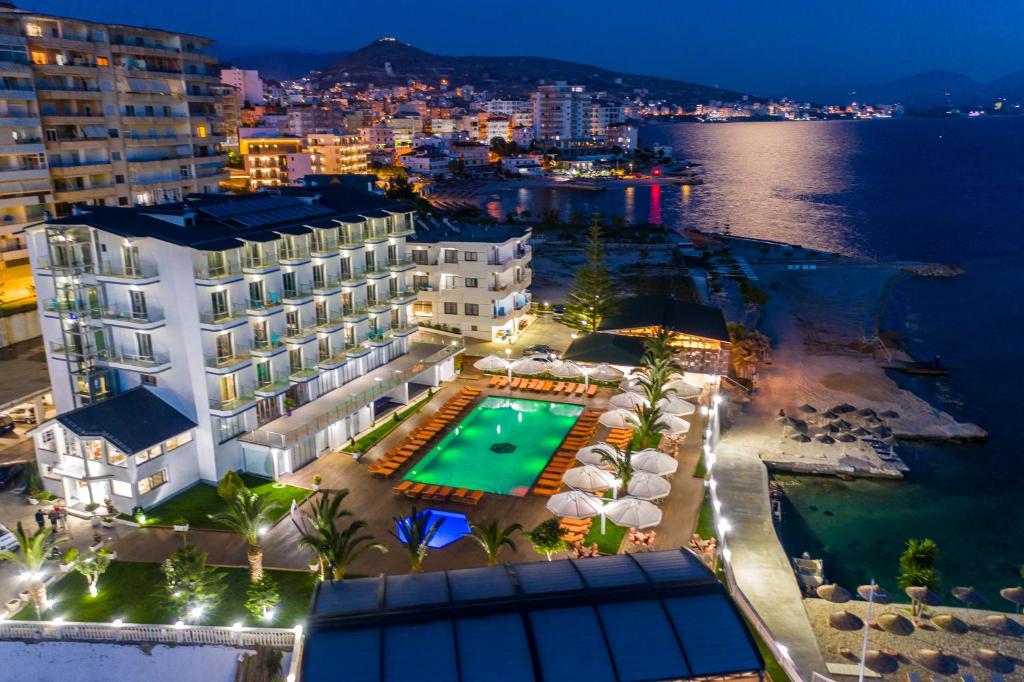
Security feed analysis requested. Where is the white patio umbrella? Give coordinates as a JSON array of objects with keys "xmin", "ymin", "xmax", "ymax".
[
  {"xmin": 576, "ymin": 443, "xmax": 617, "ymax": 466},
  {"xmin": 562, "ymin": 465, "xmax": 617, "ymax": 493},
  {"xmin": 588, "ymin": 363, "xmax": 625, "ymax": 382},
  {"xmin": 510, "ymin": 357, "xmax": 549, "ymax": 375},
  {"xmin": 631, "ymin": 449, "xmax": 679, "ymax": 476},
  {"xmin": 549, "ymin": 359, "xmax": 586, "ymax": 379},
  {"xmin": 545, "ymin": 490, "xmax": 604, "ymax": 519},
  {"xmin": 604, "ymin": 496, "xmax": 663, "ymax": 529},
  {"xmin": 663, "ymin": 379, "xmax": 701, "ymax": 399},
  {"xmin": 474, "ymin": 354, "xmax": 511, "ymax": 379},
  {"xmin": 627, "ymin": 472, "xmax": 671, "ymax": 500},
  {"xmin": 610, "ymin": 391, "xmax": 650, "ymax": 410},
  {"xmin": 657, "ymin": 396, "xmax": 696, "ymax": 416},
  {"xmin": 656, "ymin": 414, "xmax": 691, "ymax": 434},
  {"xmin": 599, "ymin": 409, "xmax": 639, "ymax": 429}
]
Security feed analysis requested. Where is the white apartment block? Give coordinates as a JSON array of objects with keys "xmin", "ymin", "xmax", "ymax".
[
  {"xmin": 484, "ymin": 99, "xmax": 531, "ymax": 116},
  {"xmin": 409, "ymin": 224, "xmax": 532, "ymax": 342},
  {"xmin": 26, "ymin": 188, "xmax": 458, "ymax": 514},
  {"xmin": 219, "ymin": 67, "xmax": 264, "ymax": 106},
  {"xmin": 532, "ymin": 82, "xmax": 592, "ymax": 146},
  {"xmin": 0, "ymin": 5, "xmax": 227, "ymax": 249}
]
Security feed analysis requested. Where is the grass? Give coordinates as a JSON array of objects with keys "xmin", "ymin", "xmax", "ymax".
[
  {"xmin": 695, "ymin": 491, "xmax": 716, "ymax": 540},
  {"xmin": 748, "ymin": 622, "xmax": 788, "ymax": 682},
  {"xmin": 583, "ymin": 520, "xmax": 628, "ymax": 555},
  {"xmin": 142, "ymin": 474, "xmax": 311, "ymax": 530},
  {"xmin": 350, "ymin": 393, "xmax": 432, "ymax": 453},
  {"xmin": 693, "ymin": 452, "xmax": 707, "ymax": 478},
  {"xmin": 14, "ymin": 560, "xmax": 316, "ymax": 627}
]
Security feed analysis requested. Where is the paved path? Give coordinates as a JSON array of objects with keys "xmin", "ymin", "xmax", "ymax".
[{"xmin": 714, "ymin": 439, "xmax": 826, "ymax": 680}]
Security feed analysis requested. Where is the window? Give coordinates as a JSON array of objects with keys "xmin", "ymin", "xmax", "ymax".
[
  {"xmin": 164, "ymin": 431, "xmax": 192, "ymax": 451},
  {"xmin": 444, "ymin": 250, "xmax": 458, "ymax": 264},
  {"xmin": 136, "ymin": 444, "xmax": 162, "ymax": 464},
  {"xmin": 111, "ymin": 479, "xmax": 132, "ymax": 498},
  {"xmin": 111, "ymin": 151, "xmax": 121, "ymax": 160},
  {"xmin": 412, "ymin": 250, "xmax": 428, "ymax": 265},
  {"xmin": 141, "ymin": 374, "xmax": 157, "ymax": 386},
  {"xmin": 118, "ymin": 197, "xmax": 128, "ymax": 206},
  {"xmin": 413, "ymin": 300, "xmax": 432, "ymax": 317},
  {"xmin": 30, "ymin": 50, "xmax": 47, "ymax": 65},
  {"xmin": 464, "ymin": 303, "xmax": 479, "ymax": 316},
  {"xmin": 465, "ymin": 278, "xmax": 478, "ymax": 288},
  {"xmin": 464, "ymin": 252, "xmax": 479, "ymax": 262},
  {"xmin": 136, "ymin": 332, "xmax": 153, "ymax": 359},
  {"xmin": 107, "ymin": 448, "xmax": 126, "ymax": 467},
  {"xmin": 137, "ymin": 469, "xmax": 167, "ymax": 495},
  {"xmin": 85, "ymin": 440, "xmax": 103, "ymax": 461},
  {"xmin": 443, "ymin": 302, "xmax": 457, "ymax": 315},
  {"xmin": 115, "ymin": 174, "xmax": 125, "ymax": 184},
  {"xmin": 96, "ymin": 56, "xmax": 108, "ymax": 67}
]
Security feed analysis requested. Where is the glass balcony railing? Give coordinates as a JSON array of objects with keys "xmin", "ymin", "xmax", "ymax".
[
  {"xmin": 247, "ymin": 293, "xmax": 282, "ymax": 312},
  {"xmin": 100, "ymin": 306, "xmax": 163, "ymax": 324},
  {"xmin": 205, "ymin": 345, "xmax": 251, "ymax": 369},
  {"xmin": 312, "ymin": 277, "xmax": 342, "ymax": 294},
  {"xmin": 251, "ymin": 337, "xmax": 284, "ymax": 353},
  {"xmin": 199, "ymin": 303, "xmax": 246, "ymax": 325},
  {"xmin": 281, "ymin": 284, "xmax": 313, "ymax": 300}
]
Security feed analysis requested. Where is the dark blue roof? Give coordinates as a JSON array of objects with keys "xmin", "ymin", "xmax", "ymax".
[
  {"xmin": 303, "ymin": 550, "xmax": 763, "ymax": 682},
  {"xmin": 598, "ymin": 296, "xmax": 731, "ymax": 343},
  {"xmin": 55, "ymin": 387, "xmax": 196, "ymax": 454},
  {"xmin": 411, "ymin": 223, "xmax": 530, "ymax": 245}
]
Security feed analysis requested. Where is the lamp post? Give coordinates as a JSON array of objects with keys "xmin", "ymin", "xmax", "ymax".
[{"xmin": 505, "ymin": 348, "xmax": 512, "ymax": 381}]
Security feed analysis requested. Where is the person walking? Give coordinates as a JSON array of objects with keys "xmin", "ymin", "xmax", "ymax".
[
  {"xmin": 59, "ymin": 506, "xmax": 68, "ymax": 531},
  {"xmin": 53, "ymin": 503, "xmax": 64, "ymax": 531},
  {"xmin": 34, "ymin": 509, "xmax": 45, "ymax": 531},
  {"xmin": 47, "ymin": 507, "xmax": 58, "ymax": 535}
]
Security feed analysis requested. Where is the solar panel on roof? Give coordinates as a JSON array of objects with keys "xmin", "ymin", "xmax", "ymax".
[
  {"xmin": 664, "ymin": 594, "xmax": 762, "ymax": 676},
  {"xmin": 447, "ymin": 566, "xmax": 516, "ymax": 602},
  {"xmin": 599, "ymin": 601, "xmax": 690, "ymax": 682},
  {"xmin": 514, "ymin": 558, "xmax": 584, "ymax": 594},
  {"xmin": 303, "ymin": 628, "xmax": 380, "ymax": 682},
  {"xmin": 631, "ymin": 548, "xmax": 712, "ymax": 583},
  {"xmin": 574, "ymin": 554, "xmax": 648, "ymax": 589},
  {"xmin": 529, "ymin": 608, "xmax": 616, "ymax": 682},
  {"xmin": 455, "ymin": 615, "xmax": 535, "ymax": 682},
  {"xmin": 312, "ymin": 577, "xmax": 381, "ymax": 615},
  {"xmin": 383, "ymin": 622, "xmax": 457, "ymax": 682},
  {"xmin": 384, "ymin": 572, "xmax": 449, "ymax": 610}
]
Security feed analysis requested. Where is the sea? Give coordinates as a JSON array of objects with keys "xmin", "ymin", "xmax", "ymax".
[{"xmin": 489, "ymin": 118, "xmax": 1024, "ymax": 607}]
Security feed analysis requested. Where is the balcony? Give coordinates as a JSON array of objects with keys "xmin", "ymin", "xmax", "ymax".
[
  {"xmin": 314, "ymin": 314, "xmax": 344, "ymax": 332},
  {"xmin": 100, "ymin": 306, "xmax": 164, "ymax": 328},
  {"xmin": 43, "ymin": 299, "xmax": 100, "ymax": 317},
  {"xmin": 388, "ymin": 289, "xmax": 417, "ymax": 305},
  {"xmin": 125, "ymin": 133, "xmax": 192, "ymax": 146},
  {"xmin": 284, "ymin": 325, "xmax": 317, "ymax": 343},
  {"xmin": 279, "ymin": 246, "xmax": 310, "ymax": 264},
  {"xmin": 365, "ymin": 266, "xmax": 391, "ymax": 280},
  {"xmin": 310, "ymin": 237, "xmax": 338, "ymax": 255},
  {"xmin": 255, "ymin": 377, "xmax": 290, "ymax": 396},
  {"xmin": 366, "ymin": 298, "xmax": 390, "ymax": 314},
  {"xmin": 281, "ymin": 284, "xmax": 313, "ymax": 304},
  {"xmin": 0, "ymin": 166, "xmax": 49, "ymax": 182},
  {"xmin": 387, "ymin": 257, "xmax": 415, "ymax": 272},
  {"xmin": 205, "ymin": 346, "xmax": 251, "ymax": 371},
  {"xmin": 194, "ymin": 260, "xmax": 242, "ymax": 282},
  {"xmin": 243, "ymin": 254, "xmax": 278, "ymax": 272},
  {"xmin": 338, "ymin": 235, "xmax": 364, "ymax": 249},
  {"xmin": 388, "ymin": 224, "xmax": 416, "ymax": 237},
  {"xmin": 95, "ymin": 261, "xmax": 159, "ymax": 283},
  {"xmin": 53, "ymin": 183, "xmax": 116, "ymax": 202},
  {"xmin": 209, "ymin": 389, "xmax": 257, "ymax": 413},
  {"xmin": 363, "ymin": 230, "xmax": 389, "ymax": 244},
  {"xmin": 342, "ymin": 307, "xmax": 369, "ymax": 323},
  {"xmin": 250, "ymin": 338, "xmax": 285, "ymax": 356},
  {"xmin": 48, "ymin": 159, "xmax": 113, "ymax": 176},
  {"xmin": 316, "ymin": 351, "xmax": 349, "ymax": 370},
  {"xmin": 247, "ymin": 294, "xmax": 283, "ymax": 315},
  {"xmin": 340, "ymin": 270, "xmax": 367, "ymax": 287},
  {"xmin": 99, "ymin": 348, "xmax": 171, "ymax": 372},
  {"xmin": 199, "ymin": 303, "xmax": 246, "ymax": 329},
  {"xmin": 312, "ymin": 277, "xmax": 342, "ymax": 295},
  {"xmin": 289, "ymin": 366, "xmax": 319, "ymax": 381}
]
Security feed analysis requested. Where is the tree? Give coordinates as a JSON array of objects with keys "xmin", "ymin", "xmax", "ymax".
[
  {"xmin": 293, "ymin": 489, "xmax": 385, "ymax": 581},
  {"xmin": 469, "ymin": 519, "xmax": 522, "ymax": 566},
  {"xmin": 65, "ymin": 547, "xmax": 112, "ymax": 597},
  {"xmin": 898, "ymin": 538, "xmax": 941, "ymax": 616},
  {"xmin": 528, "ymin": 518, "xmax": 568, "ymax": 561},
  {"xmin": 598, "ymin": 444, "xmax": 635, "ymax": 495},
  {"xmin": 564, "ymin": 216, "xmax": 620, "ymax": 331},
  {"xmin": 0, "ymin": 523, "xmax": 65, "ymax": 616},
  {"xmin": 389, "ymin": 507, "xmax": 442, "ymax": 573},
  {"xmin": 161, "ymin": 544, "xmax": 227, "ymax": 623},
  {"xmin": 244, "ymin": 575, "xmax": 280, "ymax": 622},
  {"xmin": 216, "ymin": 470, "xmax": 247, "ymax": 503},
  {"xmin": 209, "ymin": 489, "xmax": 280, "ymax": 583}
]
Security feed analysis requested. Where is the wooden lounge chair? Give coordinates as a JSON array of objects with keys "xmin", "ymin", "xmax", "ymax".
[
  {"xmin": 541, "ymin": 381, "xmax": 554, "ymax": 392},
  {"xmin": 465, "ymin": 490, "xmax": 484, "ymax": 505},
  {"xmin": 574, "ymin": 384, "xmax": 587, "ymax": 395},
  {"xmin": 509, "ymin": 377, "xmax": 522, "ymax": 388},
  {"xmin": 392, "ymin": 481, "xmax": 413, "ymax": 495},
  {"xmin": 532, "ymin": 486, "xmax": 558, "ymax": 496},
  {"xmin": 422, "ymin": 485, "xmax": 440, "ymax": 499},
  {"xmin": 488, "ymin": 375, "xmax": 502, "ymax": 387},
  {"xmin": 450, "ymin": 488, "xmax": 468, "ymax": 503},
  {"xmin": 404, "ymin": 483, "xmax": 426, "ymax": 498},
  {"xmin": 552, "ymin": 381, "xmax": 565, "ymax": 393},
  {"xmin": 433, "ymin": 486, "xmax": 453, "ymax": 502},
  {"xmin": 587, "ymin": 384, "xmax": 598, "ymax": 397},
  {"xmin": 496, "ymin": 376, "xmax": 509, "ymax": 388}
]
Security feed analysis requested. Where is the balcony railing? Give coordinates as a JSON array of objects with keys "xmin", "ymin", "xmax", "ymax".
[
  {"xmin": 95, "ymin": 262, "xmax": 158, "ymax": 279},
  {"xmin": 388, "ymin": 289, "xmax": 417, "ymax": 303},
  {"xmin": 284, "ymin": 325, "xmax": 317, "ymax": 342},
  {"xmin": 387, "ymin": 257, "xmax": 414, "ymax": 270},
  {"xmin": 100, "ymin": 307, "xmax": 163, "ymax": 324},
  {"xmin": 279, "ymin": 246, "xmax": 310, "ymax": 262},
  {"xmin": 281, "ymin": 284, "xmax": 313, "ymax": 301},
  {"xmin": 315, "ymin": 314, "xmax": 344, "ymax": 330},
  {"xmin": 342, "ymin": 306, "xmax": 368, "ymax": 321},
  {"xmin": 194, "ymin": 261, "xmax": 241, "ymax": 280},
  {"xmin": 243, "ymin": 254, "xmax": 278, "ymax": 270},
  {"xmin": 199, "ymin": 303, "xmax": 246, "ymax": 326},
  {"xmin": 205, "ymin": 346, "xmax": 251, "ymax": 369},
  {"xmin": 99, "ymin": 347, "xmax": 170, "ymax": 368},
  {"xmin": 209, "ymin": 388, "xmax": 256, "ymax": 412},
  {"xmin": 251, "ymin": 338, "xmax": 284, "ymax": 354},
  {"xmin": 312, "ymin": 277, "xmax": 342, "ymax": 294},
  {"xmin": 289, "ymin": 366, "xmax": 318, "ymax": 380},
  {"xmin": 247, "ymin": 293, "xmax": 282, "ymax": 313},
  {"xmin": 340, "ymin": 270, "xmax": 367, "ymax": 286},
  {"xmin": 255, "ymin": 377, "xmax": 290, "ymax": 393}
]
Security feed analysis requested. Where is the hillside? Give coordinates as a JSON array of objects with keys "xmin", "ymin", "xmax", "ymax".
[
  {"xmin": 822, "ymin": 69, "xmax": 1024, "ymax": 109},
  {"xmin": 317, "ymin": 38, "xmax": 751, "ymax": 105}
]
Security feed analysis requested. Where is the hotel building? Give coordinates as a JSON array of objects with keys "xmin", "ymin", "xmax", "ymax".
[
  {"xmin": 26, "ymin": 187, "xmax": 459, "ymax": 513},
  {"xmin": 410, "ymin": 224, "xmax": 532, "ymax": 342},
  {"xmin": 239, "ymin": 133, "xmax": 307, "ymax": 189},
  {"xmin": 306, "ymin": 132, "xmax": 369, "ymax": 176}
]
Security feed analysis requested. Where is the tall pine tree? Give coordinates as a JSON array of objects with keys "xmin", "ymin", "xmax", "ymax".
[{"xmin": 564, "ymin": 214, "xmax": 619, "ymax": 331}]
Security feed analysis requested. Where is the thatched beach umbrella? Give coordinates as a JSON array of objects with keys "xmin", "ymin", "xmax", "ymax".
[
  {"xmin": 982, "ymin": 614, "xmax": 1024, "ymax": 636},
  {"xmin": 880, "ymin": 410, "xmax": 901, "ymax": 419},
  {"xmin": 797, "ymin": 403, "xmax": 818, "ymax": 415},
  {"xmin": 999, "ymin": 586, "xmax": 1024, "ymax": 613},
  {"xmin": 831, "ymin": 419, "xmax": 853, "ymax": 430},
  {"xmin": 877, "ymin": 612, "xmax": 914, "ymax": 635},
  {"xmin": 655, "ymin": 414, "xmax": 690, "ymax": 435},
  {"xmin": 857, "ymin": 584, "xmax": 893, "ymax": 604},
  {"xmin": 791, "ymin": 433, "xmax": 812, "ymax": 443},
  {"xmin": 952, "ymin": 586, "xmax": 988, "ymax": 609},
  {"xmin": 663, "ymin": 379, "xmax": 700, "ymax": 398},
  {"xmin": 976, "ymin": 649, "xmax": 1014, "ymax": 673},
  {"xmin": 657, "ymin": 396, "xmax": 696, "ymax": 416},
  {"xmin": 851, "ymin": 427, "xmax": 874, "ymax": 438},
  {"xmin": 828, "ymin": 610, "xmax": 863, "ymax": 631},
  {"xmin": 821, "ymin": 410, "xmax": 839, "ymax": 420},
  {"xmin": 914, "ymin": 650, "xmax": 954, "ymax": 674},
  {"xmin": 778, "ymin": 415, "xmax": 801, "ymax": 427},
  {"xmin": 906, "ymin": 586, "xmax": 942, "ymax": 611},
  {"xmin": 857, "ymin": 407, "xmax": 878, "ymax": 417},
  {"xmin": 832, "ymin": 403, "xmax": 857, "ymax": 414},
  {"xmin": 863, "ymin": 650, "xmax": 898, "ymax": 674},
  {"xmin": 815, "ymin": 434, "xmax": 836, "ymax": 445},
  {"xmin": 864, "ymin": 414, "xmax": 884, "ymax": 425},
  {"xmin": 816, "ymin": 583, "xmax": 852, "ymax": 603},
  {"xmin": 932, "ymin": 614, "xmax": 969, "ymax": 634}
]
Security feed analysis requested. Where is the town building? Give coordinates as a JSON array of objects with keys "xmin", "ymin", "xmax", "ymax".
[
  {"xmin": 212, "ymin": 83, "xmax": 242, "ymax": 147},
  {"xmin": 532, "ymin": 82, "xmax": 592, "ymax": 146},
  {"xmin": 0, "ymin": 5, "xmax": 228, "ymax": 247},
  {"xmin": 219, "ymin": 67, "xmax": 264, "ymax": 106},
  {"xmin": 239, "ymin": 132, "xmax": 305, "ymax": 188},
  {"xmin": 483, "ymin": 98, "xmax": 531, "ymax": 116},
  {"xmin": 410, "ymin": 223, "xmax": 532, "ymax": 342},
  {"xmin": 306, "ymin": 132, "xmax": 369, "ymax": 176},
  {"xmin": 449, "ymin": 141, "xmax": 490, "ymax": 170},
  {"xmin": 400, "ymin": 148, "xmax": 449, "ymax": 177},
  {"xmin": 26, "ymin": 187, "xmax": 457, "ymax": 513}
]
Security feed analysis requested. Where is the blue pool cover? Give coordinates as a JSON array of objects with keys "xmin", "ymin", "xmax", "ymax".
[{"xmin": 395, "ymin": 509, "xmax": 471, "ymax": 548}]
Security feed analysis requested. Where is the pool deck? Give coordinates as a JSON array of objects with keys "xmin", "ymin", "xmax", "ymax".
[{"xmin": 110, "ymin": 375, "xmax": 709, "ymax": 578}]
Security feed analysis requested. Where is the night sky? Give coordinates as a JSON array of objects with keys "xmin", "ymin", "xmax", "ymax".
[{"xmin": 21, "ymin": 0, "xmax": 1024, "ymax": 96}]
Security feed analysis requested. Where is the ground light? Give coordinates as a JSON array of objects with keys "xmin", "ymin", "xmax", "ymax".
[
  {"xmin": 112, "ymin": 619, "xmax": 124, "ymax": 627},
  {"xmin": 231, "ymin": 622, "xmax": 243, "ymax": 631},
  {"xmin": 52, "ymin": 616, "xmax": 64, "ymax": 624},
  {"xmin": 173, "ymin": 621, "xmax": 184, "ymax": 629}
]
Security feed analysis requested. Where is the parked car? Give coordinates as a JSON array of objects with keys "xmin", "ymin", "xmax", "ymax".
[
  {"xmin": 523, "ymin": 344, "xmax": 558, "ymax": 357},
  {"xmin": 6, "ymin": 405, "xmax": 35, "ymax": 424},
  {"xmin": 0, "ymin": 414, "xmax": 14, "ymax": 434},
  {"xmin": 0, "ymin": 524, "xmax": 19, "ymax": 552}
]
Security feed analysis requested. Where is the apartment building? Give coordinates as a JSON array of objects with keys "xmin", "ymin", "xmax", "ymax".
[
  {"xmin": 212, "ymin": 83, "xmax": 241, "ymax": 147},
  {"xmin": 306, "ymin": 132, "xmax": 368, "ymax": 176},
  {"xmin": 410, "ymin": 223, "xmax": 532, "ymax": 342},
  {"xmin": 483, "ymin": 99, "xmax": 531, "ymax": 116},
  {"xmin": 239, "ymin": 132, "xmax": 305, "ymax": 188},
  {"xmin": 219, "ymin": 67, "xmax": 263, "ymax": 106},
  {"xmin": 0, "ymin": 5, "xmax": 227, "ymax": 236},
  {"xmin": 532, "ymin": 82, "xmax": 592, "ymax": 146},
  {"xmin": 26, "ymin": 187, "xmax": 458, "ymax": 513}
]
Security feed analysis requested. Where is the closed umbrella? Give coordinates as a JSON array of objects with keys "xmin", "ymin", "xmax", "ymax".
[
  {"xmin": 588, "ymin": 363, "xmax": 624, "ymax": 382},
  {"xmin": 604, "ymin": 496, "xmax": 662, "ymax": 529},
  {"xmin": 857, "ymin": 584, "xmax": 892, "ymax": 604},
  {"xmin": 631, "ymin": 450, "xmax": 678, "ymax": 476},
  {"xmin": 976, "ymin": 649, "xmax": 1013, "ymax": 673},
  {"xmin": 656, "ymin": 414, "xmax": 690, "ymax": 435},
  {"xmin": 576, "ymin": 443, "xmax": 616, "ymax": 466},
  {"xmin": 627, "ymin": 472, "xmax": 671, "ymax": 500},
  {"xmin": 549, "ymin": 359, "xmax": 586, "ymax": 379},
  {"xmin": 816, "ymin": 583, "xmax": 852, "ymax": 603},
  {"xmin": 610, "ymin": 391, "xmax": 649, "ymax": 410},
  {"xmin": 952, "ymin": 586, "xmax": 987, "ymax": 609},
  {"xmin": 546, "ymin": 490, "xmax": 604, "ymax": 519},
  {"xmin": 657, "ymin": 396, "xmax": 696, "ymax": 416},
  {"xmin": 510, "ymin": 357, "xmax": 548, "ymax": 375},
  {"xmin": 599, "ymin": 409, "xmax": 639, "ymax": 429},
  {"xmin": 982, "ymin": 614, "xmax": 1024, "ymax": 636},
  {"xmin": 863, "ymin": 650, "xmax": 898, "ymax": 674},
  {"xmin": 828, "ymin": 610, "xmax": 863, "ymax": 631},
  {"xmin": 999, "ymin": 586, "xmax": 1024, "ymax": 612},
  {"xmin": 663, "ymin": 379, "xmax": 700, "ymax": 398},
  {"xmin": 877, "ymin": 612, "xmax": 914, "ymax": 635},
  {"xmin": 562, "ymin": 465, "xmax": 617, "ymax": 493},
  {"xmin": 932, "ymin": 614, "xmax": 969, "ymax": 634}
]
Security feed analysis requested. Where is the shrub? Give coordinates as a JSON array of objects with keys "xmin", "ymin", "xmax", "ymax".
[{"xmin": 216, "ymin": 470, "xmax": 247, "ymax": 502}]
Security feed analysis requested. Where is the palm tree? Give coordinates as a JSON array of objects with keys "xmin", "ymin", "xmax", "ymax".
[
  {"xmin": 599, "ymin": 444, "xmax": 635, "ymax": 495},
  {"xmin": 389, "ymin": 506, "xmax": 442, "ymax": 573},
  {"xmin": 469, "ymin": 519, "xmax": 522, "ymax": 565},
  {"xmin": 0, "ymin": 523, "xmax": 65, "ymax": 616},
  {"xmin": 293, "ymin": 489, "xmax": 383, "ymax": 581},
  {"xmin": 209, "ymin": 489, "xmax": 281, "ymax": 582}
]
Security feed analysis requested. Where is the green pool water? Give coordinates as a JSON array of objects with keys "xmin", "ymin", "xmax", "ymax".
[{"xmin": 403, "ymin": 396, "xmax": 584, "ymax": 496}]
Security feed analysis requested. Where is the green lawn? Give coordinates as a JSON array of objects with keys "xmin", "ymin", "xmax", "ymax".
[
  {"xmin": 350, "ymin": 393, "xmax": 432, "ymax": 453},
  {"xmin": 583, "ymin": 520, "xmax": 627, "ymax": 555},
  {"xmin": 14, "ymin": 560, "xmax": 317, "ymax": 627},
  {"xmin": 142, "ymin": 474, "xmax": 311, "ymax": 530},
  {"xmin": 695, "ymin": 491, "xmax": 716, "ymax": 540}
]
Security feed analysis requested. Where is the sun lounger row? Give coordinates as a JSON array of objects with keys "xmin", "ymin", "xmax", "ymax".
[
  {"xmin": 488, "ymin": 375, "xmax": 599, "ymax": 397},
  {"xmin": 560, "ymin": 517, "xmax": 593, "ymax": 544},
  {"xmin": 391, "ymin": 481, "xmax": 484, "ymax": 505},
  {"xmin": 368, "ymin": 387, "xmax": 481, "ymax": 477},
  {"xmin": 606, "ymin": 427, "xmax": 634, "ymax": 449},
  {"xmin": 531, "ymin": 409, "xmax": 602, "ymax": 496}
]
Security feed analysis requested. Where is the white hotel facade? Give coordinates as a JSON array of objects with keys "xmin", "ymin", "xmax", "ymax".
[{"xmin": 25, "ymin": 187, "xmax": 460, "ymax": 514}]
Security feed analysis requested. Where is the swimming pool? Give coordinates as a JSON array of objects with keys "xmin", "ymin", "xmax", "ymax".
[{"xmin": 403, "ymin": 397, "xmax": 584, "ymax": 496}]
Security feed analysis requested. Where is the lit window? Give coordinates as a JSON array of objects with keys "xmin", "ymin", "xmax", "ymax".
[
  {"xmin": 137, "ymin": 469, "xmax": 167, "ymax": 495},
  {"xmin": 30, "ymin": 50, "xmax": 47, "ymax": 65},
  {"xmin": 85, "ymin": 441, "xmax": 103, "ymax": 461},
  {"xmin": 25, "ymin": 24, "xmax": 42, "ymax": 37},
  {"xmin": 136, "ymin": 444, "xmax": 162, "ymax": 464},
  {"xmin": 111, "ymin": 480, "xmax": 132, "ymax": 498},
  {"xmin": 164, "ymin": 430, "xmax": 193, "ymax": 452},
  {"xmin": 96, "ymin": 56, "xmax": 108, "ymax": 67},
  {"xmin": 107, "ymin": 448, "xmax": 126, "ymax": 467}
]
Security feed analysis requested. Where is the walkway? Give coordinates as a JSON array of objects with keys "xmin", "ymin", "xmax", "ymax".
[{"xmin": 714, "ymin": 439, "xmax": 826, "ymax": 680}]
